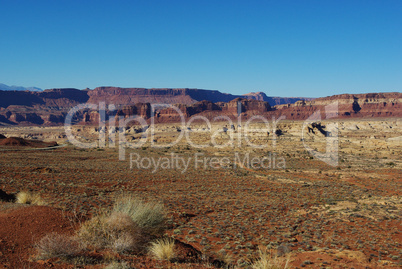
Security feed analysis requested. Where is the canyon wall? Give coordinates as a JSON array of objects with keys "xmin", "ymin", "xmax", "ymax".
[{"xmin": 0, "ymin": 88, "xmax": 400, "ymax": 126}]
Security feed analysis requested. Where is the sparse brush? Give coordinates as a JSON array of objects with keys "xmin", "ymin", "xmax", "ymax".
[
  {"xmin": 35, "ymin": 233, "xmax": 82, "ymax": 259},
  {"xmin": 108, "ymin": 212, "xmax": 149, "ymax": 253},
  {"xmin": 148, "ymin": 238, "xmax": 176, "ymax": 261},
  {"xmin": 16, "ymin": 191, "xmax": 46, "ymax": 205},
  {"xmin": 112, "ymin": 195, "xmax": 166, "ymax": 237},
  {"xmin": 77, "ymin": 211, "xmax": 148, "ymax": 253},
  {"xmin": 104, "ymin": 261, "xmax": 132, "ymax": 269},
  {"xmin": 77, "ymin": 214, "xmax": 110, "ymax": 249},
  {"xmin": 250, "ymin": 247, "xmax": 290, "ymax": 269},
  {"xmin": 106, "ymin": 212, "xmax": 136, "ymax": 232},
  {"xmin": 110, "ymin": 232, "xmax": 136, "ymax": 253},
  {"xmin": 77, "ymin": 196, "xmax": 166, "ymax": 254}
]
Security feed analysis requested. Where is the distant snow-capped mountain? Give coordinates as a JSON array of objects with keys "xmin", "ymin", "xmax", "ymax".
[{"xmin": 0, "ymin": 83, "xmax": 43, "ymax": 92}]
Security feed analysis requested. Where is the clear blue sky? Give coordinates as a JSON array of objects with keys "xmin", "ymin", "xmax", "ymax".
[{"xmin": 0, "ymin": 0, "xmax": 401, "ymax": 97}]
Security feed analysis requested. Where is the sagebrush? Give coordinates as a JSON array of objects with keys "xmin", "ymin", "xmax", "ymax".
[{"xmin": 35, "ymin": 233, "xmax": 82, "ymax": 259}]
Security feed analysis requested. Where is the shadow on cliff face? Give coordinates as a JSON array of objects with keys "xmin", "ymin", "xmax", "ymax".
[
  {"xmin": 0, "ymin": 115, "xmax": 16, "ymax": 125},
  {"xmin": 353, "ymin": 97, "xmax": 362, "ymax": 113}
]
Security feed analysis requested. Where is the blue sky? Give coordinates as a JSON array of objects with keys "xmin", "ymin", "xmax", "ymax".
[{"xmin": 0, "ymin": 0, "xmax": 401, "ymax": 97}]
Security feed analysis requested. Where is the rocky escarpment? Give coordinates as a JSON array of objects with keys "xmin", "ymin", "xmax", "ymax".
[
  {"xmin": 0, "ymin": 87, "xmax": 308, "ymax": 125},
  {"xmin": 80, "ymin": 99, "xmax": 272, "ymax": 125},
  {"xmin": 243, "ymin": 91, "xmax": 314, "ymax": 106},
  {"xmin": 111, "ymin": 93, "xmax": 401, "ymax": 124},
  {"xmin": 92, "ymin": 92, "xmax": 401, "ymax": 124},
  {"xmin": 0, "ymin": 87, "xmax": 400, "ymax": 126},
  {"xmin": 0, "ymin": 88, "xmax": 88, "ymax": 108},
  {"xmin": 0, "ymin": 88, "xmax": 88, "ymax": 125},
  {"xmin": 83, "ymin": 103, "xmax": 153, "ymax": 125},
  {"xmin": 151, "ymin": 99, "xmax": 272, "ymax": 123},
  {"xmin": 87, "ymin": 87, "xmax": 197, "ymax": 106},
  {"xmin": 86, "ymin": 87, "xmax": 307, "ymax": 106},
  {"xmin": 272, "ymin": 92, "xmax": 402, "ymax": 120}
]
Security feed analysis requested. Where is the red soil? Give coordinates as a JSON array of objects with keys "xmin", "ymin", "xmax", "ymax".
[{"xmin": 0, "ymin": 204, "xmax": 77, "ymax": 268}]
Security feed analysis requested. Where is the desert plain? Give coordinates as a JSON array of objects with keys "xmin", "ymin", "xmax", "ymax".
[{"xmin": 0, "ymin": 118, "xmax": 400, "ymax": 268}]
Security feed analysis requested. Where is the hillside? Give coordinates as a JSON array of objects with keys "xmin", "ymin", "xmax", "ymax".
[
  {"xmin": 0, "ymin": 87, "xmax": 400, "ymax": 126},
  {"xmin": 0, "ymin": 83, "xmax": 43, "ymax": 92}
]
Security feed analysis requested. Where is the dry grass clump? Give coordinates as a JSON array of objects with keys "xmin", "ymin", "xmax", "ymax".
[
  {"xmin": 34, "ymin": 195, "xmax": 167, "ymax": 264},
  {"xmin": 148, "ymin": 238, "xmax": 176, "ymax": 261},
  {"xmin": 78, "ymin": 212, "xmax": 146, "ymax": 253},
  {"xmin": 112, "ymin": 195, "xmax": 166, "ymax": 237},
  {"xmin": 107, "ymin": 212, "xmax": 140, "ymax": 253},
  {"xmin": 16, "ymin": 191, "xmax": 46, "ymax": 205},
  {"xmin": 250, "ymin": 247, "xmax": 290, "ymax": 269},
  {"xmin": 77, "ymin": 195, "xmax": 165, "ymax": 254},
  {"xmin": 77, "ymin": 214, "xmax": 110, "ymax": 249},
  {"xmin": 111, "ymin": 232, "xmax": 137, "ymax": 254},
  {"xmin": 35, "ymin": 233, "xmax": 82, "ymax": 259}
]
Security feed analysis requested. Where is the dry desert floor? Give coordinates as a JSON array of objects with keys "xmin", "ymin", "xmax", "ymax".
[{"xmin": 0, "ymin": 118, "xmax": 401, "ymax": 268}]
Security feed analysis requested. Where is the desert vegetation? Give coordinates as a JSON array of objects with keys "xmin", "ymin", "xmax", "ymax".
[
  {"xmin": 0, "ymin": 119, "xmax": 400, "ymax": 268},
  {"xmin": 35, "ymin": 233, "xmax": 82, "ymax": 259},
  {"xmin": 15, "ymin": 190, "xmax": 46, "ymax": 205},
  {"xmin": 250, "ymin": 247, "xmax": 290, "ymax": 269},
  {"xmin": 30, "ymin": 195, "xmax": 180, "ymax": 267},
  {"xmin": 148, "ymin": 238, "xmax": 176, "ymax": 261},
  {"xmin": 77, "ymin": 195, "xmax": 165, "ymax": 253}
]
